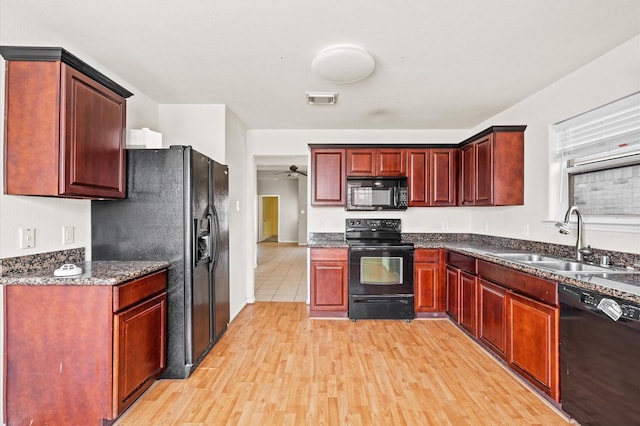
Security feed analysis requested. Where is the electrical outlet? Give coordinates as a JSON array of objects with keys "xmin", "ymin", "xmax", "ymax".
[
  {"xmin": 442, "ymin": 222, "xmax": 449, "ymax": 231},
  {"xmin": 522, "ymin": 224, "xmax": 530, "ymax": 237},
  {"xmin": 19, "ymin": 227, "xmax": 35, "ymax": 249},
  {"xmin": 63, "ymin": 226, "xmax": 74, "ymax": 245}
]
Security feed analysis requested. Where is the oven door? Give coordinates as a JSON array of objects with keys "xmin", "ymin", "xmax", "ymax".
[{"xmin": 349, "ymin": 246, "xmax": 414, "ymax": 295}]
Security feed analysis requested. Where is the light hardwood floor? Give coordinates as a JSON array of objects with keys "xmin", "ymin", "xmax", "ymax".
[{"xmin": 116, "ymin": 302, "xmax": 571, "ymax": 425}]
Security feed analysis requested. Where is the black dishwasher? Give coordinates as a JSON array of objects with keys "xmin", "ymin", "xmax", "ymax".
[{"xmin": 559, "ymin": 284, "xmax": 640, "ymax": 426}]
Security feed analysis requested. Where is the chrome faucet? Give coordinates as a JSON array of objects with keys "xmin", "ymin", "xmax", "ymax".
[{"xmin": 555, "ymin": 206, "xmax": 592, "ymax": 261}]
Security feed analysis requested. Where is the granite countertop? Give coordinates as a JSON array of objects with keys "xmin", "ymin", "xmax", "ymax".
[
  {"xmin": 309, "ymin": 237, "xmax": 640, "ymax": 304},
  {"xmin": 441, "ymin": 243, "xmax": 640, "ymax": 304},
  {"xmin": 0, "ymin": 260, "xmax": 171, "ymax": 286},
  {"xmin": 308, "ymin": 239, "xmax": 348, "ymax": 248}
]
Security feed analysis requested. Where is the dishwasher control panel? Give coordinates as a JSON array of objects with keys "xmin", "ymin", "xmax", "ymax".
[{"xmin": 576, "ymin": 289, "xmax": 640, "ymax": 321}]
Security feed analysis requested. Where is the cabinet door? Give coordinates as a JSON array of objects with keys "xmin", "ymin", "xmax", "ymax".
[
  {"xmin": 311, "ymin": 148, "xmax": 346, "ymax": 206},
  {"xmin": 377, "ymin": 148, "xmax": 406, "ymax": 176},
  {"xmin": 507, "ymin": 292, "xmax": 559, "ymax": 401},
  {"xmin": 459, "ymin": 271, "xmax": 477, "ymax": 336},
  {"xmin": 414, "ymin": 262, "xmax": 439, "ymax": 312},
  {"xmin": 430, "ymin": 148, "xmax": 457, "ymax": 206},
  {"xmin": 62, "ymin": 65, "xmax": 126, "ymax": 198},
  {"xmin": 407, "ymin": 149, "xmax": 429, "ymax": 206},
  {"xmin": 114, "ymin": 292, "xmax": 167, "ymax": 416},
  {"xmin": 474, "ymin": 135, "xmax": 493, "ymax": 205},
  {"xmin": 460, "ymin": 144, "xmax": 475, "ymax": 205},
  {"xmin": 310, "ymin": 261, "xmax": 349, "ymax": 311},
  {"xmin": 346, "ymin": 148, "xmax": 376, "ymax": 176},
  {"xmin": 445, "ymin": 266, "xmax": 459, "ymax": 321},
  {"xmin": 478, "ymin": 278, "xmax": 507, "ymax": 359},
  {"xmin": 310, "ymin": 248, "xmax": 349, "ymax": 312}
]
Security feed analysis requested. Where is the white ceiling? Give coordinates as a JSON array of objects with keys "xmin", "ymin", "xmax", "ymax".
[{"xmin": 6, "ymin": 0, "xmax": 640, "ymax": 130}]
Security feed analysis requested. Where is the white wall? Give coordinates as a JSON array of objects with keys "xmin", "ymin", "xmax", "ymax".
[
  {"xmin": 224, "ymin": 107, "xmax": 250, "ymax": 320},
  {"xmin": 468, "ymin": 35, "xmax": 640, "ymax": 254},
  {"xmin": 158, "ymin": 105, "xmax": 226, "ymax": 163}
]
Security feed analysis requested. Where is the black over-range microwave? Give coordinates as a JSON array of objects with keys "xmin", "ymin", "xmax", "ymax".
[{"xmin": 346, "ymin": 177, "xmax": 408, "ymax": 211}]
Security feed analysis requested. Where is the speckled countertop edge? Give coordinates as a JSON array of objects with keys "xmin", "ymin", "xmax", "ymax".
[
  {"xmin": 308, "ymin": 235, "xmax": 640, "ymax": 304},
  {"xmin": 0, "ymin": 260, "xmax": 171, "ymax": 286}
]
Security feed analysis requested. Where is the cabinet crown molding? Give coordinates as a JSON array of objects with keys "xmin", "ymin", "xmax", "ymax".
[{"xmin": 0, "ymin": 46, "xmax": 133, "ymax": 98}]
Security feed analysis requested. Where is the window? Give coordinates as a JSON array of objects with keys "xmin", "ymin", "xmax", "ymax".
[{"xmin": 554, "ymin": 92, "xmax": 640, "ymax": 225}]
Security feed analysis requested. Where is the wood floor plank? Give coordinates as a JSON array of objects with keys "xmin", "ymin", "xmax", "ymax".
[{"xmin": 115, "ymin": 302, "xmax": 570, "ymax": 425}]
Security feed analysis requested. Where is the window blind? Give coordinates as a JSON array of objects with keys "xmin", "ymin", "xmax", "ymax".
[{"xmin": 556, "ymin": 92, "xmax": 640, "ymax": 161}]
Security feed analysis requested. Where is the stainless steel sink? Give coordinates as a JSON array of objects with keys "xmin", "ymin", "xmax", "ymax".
[
  {"xmin": 527, "ymin": 260, "xmax": 613, "ymax": 273},
  {"xmin": 493, "ymin": 253, "xmax": 556, "ymax": 262},
  {"xmin": 491, "ymin": 252, "xmax": 638, "ymax": 274}
]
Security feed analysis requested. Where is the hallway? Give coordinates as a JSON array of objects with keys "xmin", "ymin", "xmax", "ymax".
[{"xmin": 254, "ymin": 242, "xmax": 307, "ymax": 302}]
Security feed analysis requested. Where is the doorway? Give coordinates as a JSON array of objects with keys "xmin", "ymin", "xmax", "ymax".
[{"xmin": 259, "ymin": 195, "xmax": 279, "ymax": 242}]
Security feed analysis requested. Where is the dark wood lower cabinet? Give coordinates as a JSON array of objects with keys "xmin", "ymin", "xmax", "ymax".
[
  {"xmin": 447, "ymin": 254, "xmax": 560, "ymax": 403},
  {"xmin": 458, "ymin": 271, "xmax": 477, "ymax": 337},
  {"xmin": 507, "ymin": 291, "xmax": 559, "ymax": 401},
  {"xmin": 478, "ymin": 278, "xmax": 507, "ymax": 359},
  {"xmin": 414, "ymin": 249, "xmax": 445, "ymax": 314},
  {"xmin": 114, "ymin": 292, "xmax": 167, "ymax": 415},
  {"xmin": 310, "ymin": 248, "xmax": 349, "ymax": 316},
  {"xmin": 5, "ymin": 270, "xmax": 167, "ymax": 425},
  {"xmin": 445, "ymin": 266, "xmax": 460, "ymax": 321}
]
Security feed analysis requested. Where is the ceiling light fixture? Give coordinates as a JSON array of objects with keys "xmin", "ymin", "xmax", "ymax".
[
  {"xmin": 306, "ymin": 92, "xmax": 338, "ymax": 105},
  {"xmin": 311, "ymin": 45, "xmax": 375, "ymax": 84}
]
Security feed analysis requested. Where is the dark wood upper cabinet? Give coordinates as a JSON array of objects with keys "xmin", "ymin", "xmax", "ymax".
[
  {"xmin": 408, "ymin": 148, "xmax": 457, "ymax": 207},
  {"xmin": 459, "ymin": 126, "xmax": 525, "ymax": 206},
  {"xmin": 0, "ymin": 46, "xmax": 132, "ymax": 199},
  {"xmin": 346, "ymin": 148, "xmax": 376, "ymax": 176},
  {"xmin": 377, "ymin": 148, "xmax": 406, "ymax": 176},
  {"xmin": 311, "ymin": 148, "xmax": 346, "ymax": 206},
  {"xmin": 431, "ymin": 148, "xmax": 457, "ymax": 206},
  {"xmin": 346, "ymin": 148, "xmax": 406, "ymax": 176}
]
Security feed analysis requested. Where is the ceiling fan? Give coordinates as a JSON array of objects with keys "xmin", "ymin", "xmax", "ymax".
[{"xmin": 275, "ymin": 165, "xmax": 307, "ymax": 178}]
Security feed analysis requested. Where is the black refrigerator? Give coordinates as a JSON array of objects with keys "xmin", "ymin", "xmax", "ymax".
[{"xmin": 91, "ymin": 146, "xmax": 230, "ymax": 379}]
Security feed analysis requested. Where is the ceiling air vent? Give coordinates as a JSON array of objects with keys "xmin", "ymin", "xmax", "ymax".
[{"xmin": 306, "ymin": 92, "xmax": 338, "ymax": 105}]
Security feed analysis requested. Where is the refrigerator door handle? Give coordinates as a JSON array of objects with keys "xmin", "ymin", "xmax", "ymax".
[{"xmin": 210, "ymin": 205, "xmax": 221, "ymax": 267}]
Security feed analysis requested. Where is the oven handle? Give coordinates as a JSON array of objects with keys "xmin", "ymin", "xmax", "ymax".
[{"xmin": 352, "ymin": 298, "xmax": 411, "ymax": 304}]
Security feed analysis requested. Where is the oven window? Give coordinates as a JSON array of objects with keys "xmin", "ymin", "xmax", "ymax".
[{"xmin": 360, "ymin": 256, "xmax": 403, "ymax": 285}]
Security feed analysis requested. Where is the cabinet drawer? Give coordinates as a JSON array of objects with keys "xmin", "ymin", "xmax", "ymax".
[
  {"xmin": 415, "ymin": 248, "xmax": 440, "ymax": 263},
  {"xmin": 446, "ymin": 251, "xmax": 477, "ymax": 274},
  {"xmin": 113, "ymin": 270, "xmax": 167, "ymax": 312},
  {"xmin": 478, "ymin": 260, "xmax": 557, "ymax": 306},
  {"xmin": 310, "ymin": 248, "xmax": 348, "ymax": 262}
]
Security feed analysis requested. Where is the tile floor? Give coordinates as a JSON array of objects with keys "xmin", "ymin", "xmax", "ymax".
[{"xmin": 254, "ymin": 242, "xmax": 307, "ymax": 302}]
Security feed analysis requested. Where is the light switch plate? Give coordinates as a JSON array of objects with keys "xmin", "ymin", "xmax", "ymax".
[
  {"xmin": 63, "ymin": 226, "xmax": 74, "ymax": 245},
  {"xmin": 20, "ymin": 227, "xmax": 35, "ymax": 249}
]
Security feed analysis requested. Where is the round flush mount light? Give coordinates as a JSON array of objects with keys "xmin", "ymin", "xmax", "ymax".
[{"xmin": 311, "ymin": 45, "xmax": 375, "ymax": 84}]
